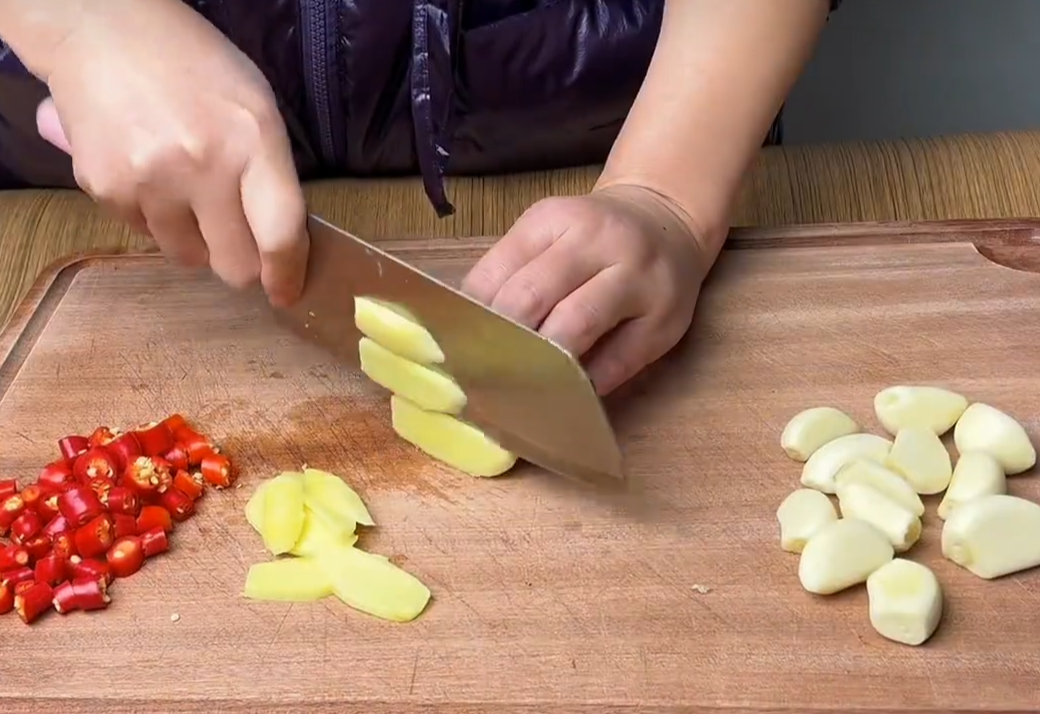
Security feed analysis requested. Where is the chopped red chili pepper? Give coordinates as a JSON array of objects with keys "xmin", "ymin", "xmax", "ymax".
[
  {"xmin": 159, "ymin": 488, "xmax": 195, "ymax": 522},
  {"xmin": 38, "ymin": 461, "xmax": 76, "ymax": 492},
  {"xmin": 0, "ymin": 544, "xmax": 30, "ymax": 571},
  {"xmin": 52, "ymin": 581, "xmax": 77, "ymax": 614},
  {"xmin": 88, "ymin": 426, "xmax": 118, "ymax": 448},
  {"xmin": 139, "ymin": 526, "xmax": 170, "ymax": 557},
  {"xmin": 133, "ymin": 422, "xmax": 175, "ymax": 457},
  {"xmin": 0, "ymin": 495, "xmax": 26, "ymax": 535},
  {"xmin": 57, "ymin": 485, "xmax": 105, "ymax": 528},
  {"xmin": 105, "ymin": 486, "xmax": 140, "ymax": 516},
  {"xmin": 106, "ymin": 536, "xmax": 145, "ymax": 578},
  {"xmin": 71, "ymin": 577, "xmax": 110, "ymax": 611},
  {"xmin": 33, "ymin": 552, "xmax": 67, "ymax": 586},
  {"xmin": 112, "ymin": 514, "xmax": 138, "ymax": 539},
  {"xmin": 179, "ymin": 429, "xmax": 217, "ymax": 466},
  {"xmin": 41, "ymin": 514, "xmax": 71, "ymax": 538},
  {"xmin": 9, "ymin": 510, "xmax": 43, "ymax": 545},
  {"xmin": 87, "ymin": 476, "xmax": 115, "ymax": 505},
  {"xmin": 50, "ymin": 531, "xmax": 77, "ymax": 560},
  {"xmin": 161, "ymin": 413, "xmax": 189, "ymax": 434},
  {"xmin": 57, "ymin": 435, "xmax": 90, "ymax": 463},
  {"xmin": 36, "ymin": 493, "xmax": 61, "ymax": 522},
  {"xmin": 136, "ymin": 505, "xmax": 173, "ymax": 534},
  {"xmin": 22, "ymin": 534, "xmax": 52, "ymax": 561},
  {"xmin": 163, "ymin": 445, "xmax": 190, "ymax": 472},
  {"xmin": 15, "ymin": 581, "xmax": 54, "ymax": 624},
  {"xmin": 69, "ymin": 557, "xmax": 113, "ymax": 587},
  {"xmin": 123, "ymin": 456, "xmax": 172, "ymax": 501},
  {"xmin": 13, "ymin": 579, "xmax": 34, "ymax": 596},
  {"xmin": 106, "ymin": 432, "xmax": 142, "ymax": 471},
  {"xmin": 172, "ymin": 470, "xmax": 205, "ymax": 501},
  {"xmin": 1, "ymin": 566, "xmax": 34, "ymax": 588},
  {"xmin": 0, "ymin": 582, "xmax": 12, "ymax": 615},
  {"xmin": 0, "ymin": 478, "xmax": 18, "ymax": 501},
  {"xmin": 73, "ymin": 513, "xmax": 114, "ymax": 559},
  {"xmin": 200, "ymin": 454, "xmax": 235, "ymax": 489},
  {"xmin": 73, "ymin": 447, "xmax": 120, "ymax": 483}
]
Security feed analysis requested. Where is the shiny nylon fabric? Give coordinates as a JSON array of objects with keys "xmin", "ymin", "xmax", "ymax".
[{"xmin": 0, "ymin": 0, "xmax": 841, "ymax": 215}]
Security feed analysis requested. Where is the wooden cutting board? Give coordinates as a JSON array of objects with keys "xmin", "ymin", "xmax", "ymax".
[{"xmin": 2, "ymin": 220, "xmax": 1040, "ymax": 714}]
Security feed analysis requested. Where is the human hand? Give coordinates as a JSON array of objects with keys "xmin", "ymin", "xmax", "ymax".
[
  {"xmin": 34, "ymin": 0, "xmax": 308, "ymax": 306},
  {"xmin": 461, "ymin": 185, "xmax": 712, "ymax": 395}
]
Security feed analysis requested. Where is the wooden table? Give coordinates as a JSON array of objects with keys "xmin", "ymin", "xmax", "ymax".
[{"xmin": 1, "ymin": 129, "xmax": 1040, "ymax": 328}]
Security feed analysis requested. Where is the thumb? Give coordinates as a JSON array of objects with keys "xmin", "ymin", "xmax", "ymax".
[{"xmin": 36, "ymin": 97, "xmax": 72, "ymax": 154}]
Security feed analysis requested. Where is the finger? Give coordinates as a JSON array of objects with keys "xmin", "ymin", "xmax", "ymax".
[
  {"xmin": 193, "ymin": 177, "xmax": 262, "ymax": 288},
  {"xmin": 537, "ymin": 266, "xmax": 641, "ymax": 358},
  {"xmin": 583, "ymin": 316, "xmax": 687, "ymax": 396},
  {"xmin": 461, "ymin": 212, "xmax": 561, "ymax": 305},
  {"xmin": 36, "ymin": 98, "xmax": 71, "ymax": 154},
  {"xmin": 488, "ymin": 236, "xmax": 601, "ymax": 328},
  {"xmin": 240, "ymin": 132, "xmax": 309, "ymax": 307},
  {"xmin": 139, "ymin": 197, "xmax": 210, "ymax": 269}
]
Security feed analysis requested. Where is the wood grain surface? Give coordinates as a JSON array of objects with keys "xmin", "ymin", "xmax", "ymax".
[
  {"xmin": 2, "ymin": 220, "xmax": 1040, "ymax": 713},
  {"xmin": 3, "ymin": 128, "xmax": 1040, "ymax": 329}
]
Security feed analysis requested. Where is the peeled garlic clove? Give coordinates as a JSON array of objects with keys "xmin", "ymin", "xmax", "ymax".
[
  {"xmin": 798, "ymin": 518, "xmax": 894, "ymax": 595},
  {"xmin": 800, "ymin": 433, "xmax": 893, "ymax": 494},
  {"xmin": 953, "ymin": 403, "xmax": 1036, "ymax": 475},
  {"xmin": 886, "ymin": 427, "xmax": 952, "ymax": 495},
  {"xmin": 937, "ymin": 451, "xmax": 1006, "ymax": 520},
  {"xmin": 776, "ymin": 489, "xmax": 838, "ymax": 553},
  {"xmin": 942, "ymin": 494, "xmax": 1040, "ymax": 579},
  {"xmin": 833, "ymin": 458, "xmax": 925, "ymax": 517},
  {"xmin": 866, "ymin": 558, "xmax": 943, "ymax": 646},
  {"xmin": 836, "ymin": 481, "xmax": 922, "ymax": 553},
  {"xmin": 780, "ymin": 407, "xmax": 860, "ymax": 462},
  {"xmin": 873, "ymin": 385, "xmax": 968, "ymax": 436}
]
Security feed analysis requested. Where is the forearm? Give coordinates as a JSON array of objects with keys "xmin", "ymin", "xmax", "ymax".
[{"xmin": 596, "ymin": 0, "xmax": 830, "ymax": 255}]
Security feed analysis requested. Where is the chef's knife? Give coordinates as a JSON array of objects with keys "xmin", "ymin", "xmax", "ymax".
[{"xmin": 272, "ymin": 214, "xmax": 625, "ymax": 487}]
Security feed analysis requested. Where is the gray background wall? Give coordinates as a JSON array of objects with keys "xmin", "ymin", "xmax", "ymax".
[{"xmin": 783, "ymin": 0, "xmax": 1040, "ymax": 144}]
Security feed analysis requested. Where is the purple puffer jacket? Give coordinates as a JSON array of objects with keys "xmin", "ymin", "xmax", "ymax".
[{"xmin": 0, "ymin": 0, "xmax": 841, "ymax": 216}]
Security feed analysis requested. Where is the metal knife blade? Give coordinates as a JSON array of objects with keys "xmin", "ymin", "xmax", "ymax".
[{"xmin": 272, "ymin": 214, "xmax": 625, "ymax": 487}]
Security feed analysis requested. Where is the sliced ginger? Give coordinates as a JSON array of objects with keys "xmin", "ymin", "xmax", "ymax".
[
  {"xmin": 391, "ymin": 394, "xmax": 517, "ymax": 477},
  {"xmin": 292, "ymin": 507, "xmax": 358, "ymax": 557},
  {"xmin": 354, "ymin": 296, "xmax": 445, "ymax": 365},
  {"xmin": 261, "ymin": 473, "xmax": 306, "ymax": 555},
  {"xmin": 358, "ymin": 337, "xmax": 467, "ymax": 414},
  {"xmin": 318, "ymin": 544, "xmax": 432, "ymax": 623},
  {"xmin": 243, "ymin": 558, "xmax": 334, "ymax": 602},
  {"xmin": 301, "ymin": 467, "xmax": 375, "ymax": 528}
]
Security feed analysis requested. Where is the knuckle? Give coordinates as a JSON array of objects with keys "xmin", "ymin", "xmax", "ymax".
[
  {"xmin": 554, "ymin": 299, "xmax": 604, "ymax": 352},
  {"xmin": 498, "ymin": 276, "xmax": 549, "ymax": 323}
]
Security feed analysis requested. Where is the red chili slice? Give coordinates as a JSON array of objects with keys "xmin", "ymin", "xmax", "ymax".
[
  {"xmin": 73, "ymin": 447, "xmax": 120, "ymax": 483},
  {"xmin": 136, "ymin": 505, "xmax": 173, "ymax": 534},
  {"xmin": 139, "ymin": 526, "xmax": 169, "ymax": 557},
  {"xmin": 0, "ymin": 582, "xmax": 12, "ymax": 615},
  {"xmin": 161, "ymin": 413, "xmax": 189, "ymax": 434},
  {"xmin": 22, "ymin": 535, "xmax": 52, "ymax": 561},
  {"xmin": 179, "ymin": 429, "xmax": 217, "ymax": 466},
  {"xmin": 50, "ymin": 532, "xmax": 77, "ymax": 560},
  {"xmin": 87, "ymin": 426, "xmax": 115, "ymax": 447},
  {"xmin": 106, "ymin": 432, "xmax": 142, "ymax": 471},
  {"xmin": 0, "ymin": 478, "xmax": 18, "ymax": 501},
  {"xmin": 33, "ymin": 552, "xmax": 67, "ymax": 586},
  {"xmin": 13, "ymin": 580, "xmax": 34, "ymax": 596},
  {"xmin": 106, "ymin": 536, "xmax": 145, "ymax": 578},
  {"xmin": 38, "ymin": 461, "xmax": 76, "ymax": 492},
  {"xmin": 57, "ymin": 485, "xmax": 105, "ymax": 528},
  {"xmin": 133, "ymin": 422, "xmax": 175, "ymax": 457},
  {"xmin": 172, "ymin": 470, "xmax": 204, "ymax": 500},
  {"xmin": 159, "ymin": 488, "xmax": 195, "ymax": 522},
  {"xmin": 200, "ymin": 454, "xmax": 235, "ymax": 489},
  {"xmin": 112, "ymin": 513, "xmax": 138, "ymax": 539},
  {"xmin": 69, "ymin": 557, "xmax": 113, "ymax": 587},
  {"xmin": 15, "ymin": 581, "xmax": 54, "ymax": 624},
  {"xmin": 0, "ymin": 495, "xmax": 26, "ymax": 535},
  {"xmin": 1, "ymin": 566, "xmax": 34, "ymax": 588},
  {"xmin": 123, "ymin": 456, "xmax": 172, "ymax": 501},
  {"xmin": 73, "ymin": 513, "xmax": 114, "ymax": 559},
  {"xmin": 9, "ymin": 510, "xmax": 43, "ymax": 545},
  {"xmin": 36, "ymin": 493, "xmax": 61, "ymax": 522},
  {"xmin": 41, "ymin": 514, "xmax": 71, "ymax": 538},
  {"xmin": 163, "ymin": 445, "xmax": 189, "ymax": 472},
  {"xmin": 71, "ymin": 577, "xmax": 110, "ymax": 611},
  {"xmin": 17, "ymin": 484, "xmax": 46, "ymax": 513},
  {"xmin": 52, "ymin": 581, "xmax": 77, "ymax": 614},
  {"xmin": 0, "ymin": 544, "xmax": 30, "ymax": 571},
  {"xmin": 58, "ymin": 435, "xmax": 90, "ymax": 463},
  {"xmin": 105, "ymin": 486, "xmax": 140, "ymax": 516}
]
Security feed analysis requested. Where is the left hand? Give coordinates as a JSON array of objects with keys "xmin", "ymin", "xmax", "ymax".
[{"xmin": 461, "ymin": 184, "xmax": 713, "ymax": 396}]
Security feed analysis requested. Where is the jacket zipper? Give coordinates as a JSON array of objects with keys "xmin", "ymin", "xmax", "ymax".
[{"xmin": 301, "ymin": 0, "xmax": 344, "ymax": 168}]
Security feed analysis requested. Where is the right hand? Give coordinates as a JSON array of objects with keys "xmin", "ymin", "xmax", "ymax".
[{"xmin": 33, "ymin": 0, "xmax": 309, "ymax": 306}]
